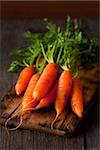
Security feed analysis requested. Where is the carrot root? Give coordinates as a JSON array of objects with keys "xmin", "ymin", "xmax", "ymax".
[
  {"xmin": 5, "ymin": 98, "xmax": 39, "ymax": 130},
  {"xmin": 33, "ymin": 63, "xmax": 58, "ymax": 100},
  {"xmin": 15, "ymin": 66, "xmax": 35, "ymax": 95},
  {"xmin": 52, "ymin": 70, "xmax": 72, "ymax": 129},
  {"xmin": 70, "ymin": 77, "xmax": 84, "ymax": 119},
  {"xmin": 5, "ymin": 115, "xmax": 23, "ymax": 131},
  {"xmin": 33, "ymin": 81, "xmax": 58, "ymax": 110},
  {"xmin": 21, "ymin": 99, "xmax": 39, "ymax": 115},
  {"xmin": 21, "ymin": 73, "xmax": 40, "ymax": 113},
  {"xmin": 51, "ymin": 113, "xmax": 59, "ymax": 129}
]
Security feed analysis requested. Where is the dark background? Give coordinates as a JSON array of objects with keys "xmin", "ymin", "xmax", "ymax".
[
  {"xmin": 0, "ymin": 1, "xmax": 99, "ymax": 150},
  {"xmin": 0, "ymin": 1, "xmax": 99, "ymax": 20}
]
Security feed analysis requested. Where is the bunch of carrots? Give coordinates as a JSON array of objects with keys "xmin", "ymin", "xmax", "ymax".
[
  {"xmin": 14, "ymin": 60, "xmax": 83, "ymax": 129},
  {"xmin": 6, "ymin": 44, "xmax": 84, "ymax": 130},
  {"xmin": 6, "ymin": 17, "xmax": 98, "ymax": 130}
]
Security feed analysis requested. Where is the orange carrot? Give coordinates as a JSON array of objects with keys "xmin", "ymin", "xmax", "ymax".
[
  {"xmin": 21, "ymin": 73, "xmax": 40, "ymax": 114},
  {"xmin": 51, "ymin": 70, "xmax": 72, "ymax": 128},
  {"xmin": 5, "ymin": 73, "xmax": 40, "ymax": 131},
  {"xmin": 33, "ymin": 81, "xmax": 58, "ymax": 110},
  {"xmin": 70, "ymin": 77, "xmax": 84, "ymax": 118},
  {"xmin": 33, "ymin": 63, "xmax": 58, "ymax": 100},
  {"xmin": 15, "ymin": 66, "xmax": 35, "ymax": 95}
]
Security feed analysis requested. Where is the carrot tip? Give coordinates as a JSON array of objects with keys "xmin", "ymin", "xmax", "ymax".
[
  {"xmin": 51, "ymin": 114, "xmax": 59, "ymax": 130},
  {"xmin": 51, "ymin": 122, "xmax": 54, "ymax": 130},
  {"xmin": 16, "ymin": 91, "xmax": 20, "ymax": 96},
  {"xmin": 5, "ymin": 116, "xmax": 23, "ymax": 131},
  {"xmin": 9, "ymin": 116, "xmax": 23, "ymax": 131},
  {"xmin": 78, "ymin": 113, "xmax": 83, "ymax": 119},
  {"xmin": 74, "ymin": 109, "xmax": 83, "ymax": 119}
]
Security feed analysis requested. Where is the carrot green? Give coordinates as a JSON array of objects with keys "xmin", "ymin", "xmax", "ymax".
[{"xmin": 8, "ymin": 16, "xmax": 99, "ymax": 73}]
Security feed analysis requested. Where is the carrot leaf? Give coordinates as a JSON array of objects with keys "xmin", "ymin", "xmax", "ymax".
[{"xmin": 8, "ymin": 16, "xmax": 99, "ymax": 73}]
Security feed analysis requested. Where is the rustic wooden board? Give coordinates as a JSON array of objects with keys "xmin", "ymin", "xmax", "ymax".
[{"xmin": 0, "ymin": 66, "xmax": 99, "ymax": 137}]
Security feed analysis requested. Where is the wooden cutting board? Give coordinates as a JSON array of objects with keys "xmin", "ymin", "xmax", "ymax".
[{"xmin": 0, "ymin": 66, "xmax": 99, "ymax": 136}]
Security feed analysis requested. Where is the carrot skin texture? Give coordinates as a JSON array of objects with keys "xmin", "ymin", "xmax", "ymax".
[
  {"xmin": 15, "ymin": 66, "xmax": 35, "ymax": 95},
  {"xmin": 34, "ymin": 81, "xmax": 58, "ymax": 110},
  {"xmin": 22, "ymin": 73, "xmax": 40, "ymax": 112},
  {"xmin": 70, "ymin": 77, "xmax": 84, "ymax": 119},
  {"xmin": 33, "ymin": 63, "xmax": 58, "ymax": 100},
  {"xmin": 55, "ymin": 71, "xmax": 72, "ymax": 118}
]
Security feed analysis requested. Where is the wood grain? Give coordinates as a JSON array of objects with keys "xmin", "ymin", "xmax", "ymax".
[{"xmin": 0, "ymin": 1, "xmax": 99, "ymax": 20}]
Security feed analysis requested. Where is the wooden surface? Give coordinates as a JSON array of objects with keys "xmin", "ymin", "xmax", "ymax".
[
  {"xmin": 0, "ymin": 1, "xmax": 99, "ymax": 20},
  {"xmin": 0, "ymin": 20, "xmax": 99, "ymax": 150}
]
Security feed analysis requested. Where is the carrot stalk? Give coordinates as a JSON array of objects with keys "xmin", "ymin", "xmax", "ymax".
[
  {"xmin": 70, "ymin": 77, "xmax": 84, "ymax": 118},
  {"xmin": 51, "ymin": 70, "xmax": 72, "ymax": 129},
  {"xmin": 33, "ymin": 63, "xmax": 58, "ymax": 100},
  {"xmin": 33, "ymin": 81, "xmax": 58, "ymax": 110},
  {"xmin": 15, "ymin": 66, "xmax": 35, "ymax": 95}
]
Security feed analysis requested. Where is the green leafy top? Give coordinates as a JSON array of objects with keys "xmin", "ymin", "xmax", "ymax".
[{"xmin": 8, "ymin": 17, "xmax": 99, "ymax": 75}]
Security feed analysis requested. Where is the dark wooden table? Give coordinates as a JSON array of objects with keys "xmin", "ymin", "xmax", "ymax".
[{"xmin": 0, "ymin": 20, "xmax": 99, "ymax": 150}]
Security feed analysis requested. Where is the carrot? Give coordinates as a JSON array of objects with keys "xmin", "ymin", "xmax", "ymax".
[
  {"xmin": 33, "ymin": 63, "xmax": 58, "ymax": 100},
  {"xmin": 51, "ymin": 70, "xmax": 72, "ymax": 129},
  {"xmin": 15, "ymin": 66, "xmax": 35, "ymax": 95},
  {"xmin": 5, "ymin": 73, "xmax": 40, "ymax": 131},
  {"xmin": 70, "ymin": 77, "xmax": 84, "ymax": 118},
  {"xmin": 33, "ymin": 81, "xmax": 58, "ymax": 110},
  {"xmin": 21, "ymin": 73, "xmax": 40, "ymax": 114}
]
